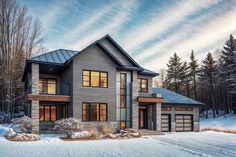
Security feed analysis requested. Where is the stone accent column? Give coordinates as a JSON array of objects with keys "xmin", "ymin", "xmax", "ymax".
[
  {"xmin": 194, "ymin": 122, "xmax": 200, "ymax": 131},
  {"xmin": 171, "ymin": 106, "xmax": 175, "ymax": 132},
  {"xmin": 132, "ymin": 72, "xmax": 138, "ymax": 130},
  {"xmin": 155, "ymin": 102, "xmax": 161, "ymax": 132},
  {"xmin": 147, "ymin": 105, "xmax": 152, "ymax": 130},
  {"xmin": 31, "ymin": 63, "xmax": 39, "ymax": 134}
]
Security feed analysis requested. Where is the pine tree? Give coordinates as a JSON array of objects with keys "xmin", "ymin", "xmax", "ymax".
[
  {"xmin": 165, "ymin": 53, "xmax": 183, "ymax": 93},
  {"xmin": 180, "ymin": 62, "xmax": 190, "ymax": 97},
  {"xmin": 219, "ymin": 34, "xmax": 236, "ymax": 113},
  {"xmin": 200, "ymin": 52, "xmax": 218, "ymax": 118},
  {"xmin": 189, "ymin": 50, "xmax": 199, "ymax": 99}
]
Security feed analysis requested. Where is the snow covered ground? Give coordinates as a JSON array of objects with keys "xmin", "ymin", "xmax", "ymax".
[
  {"xmin": 201, "ymin": 114, "xmax": 236, "ymax": 130},
  {"xmin": 0, "ymin": 125, "xmax": 236, "ymax": 157}
]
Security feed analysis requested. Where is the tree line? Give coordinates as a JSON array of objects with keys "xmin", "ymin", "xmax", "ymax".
[
  {"xmin": 161, "ymin": 35, "xmax": 236, "ymax": 118},
  {"xmin": 0, "ymin": 0, "xmax": 43, "ymax": 117}
]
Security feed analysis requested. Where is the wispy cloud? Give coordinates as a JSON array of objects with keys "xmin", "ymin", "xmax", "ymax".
[
  {"xmin": 141, "ymin": 7, "xmax": 236, "ymax": 71},
  {"xmin": 70, "ymin": 0, "xmax": 138, "ymax": 50},
  {"xmin": 121, "ymin": 0, "xmax": 221, "ymax": 53}
]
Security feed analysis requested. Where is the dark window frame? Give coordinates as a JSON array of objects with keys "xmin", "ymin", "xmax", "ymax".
[
  {"xmin": 82, "ymin": 70, "xmax": 108, "ymax": 88},
  {"xmin": 39, "ymin": 78, "xmax": 57, "ymax": 95},
  {"xmin": 120, "ymin": 73, "xmax": 127, "ymax": 108},
  {"xmin": 138, "ymin": 78, "xmax": 148, "ymax": 93},
  {"xmin": 39, "ymin": 105, "xmax": 57, "ymax": 122},
  {"xmin": 82, "ymin": 102, "xmax": 108, "ymax": 122}
]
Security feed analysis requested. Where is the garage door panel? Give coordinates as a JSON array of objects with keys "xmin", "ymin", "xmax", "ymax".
[
  {"xmin": 175, "ymin": 115, "xmax": 193, "ymax": 132},
  {"xmin": 161, "ymin": 114, "xmax": 171, "ymax": 132}
]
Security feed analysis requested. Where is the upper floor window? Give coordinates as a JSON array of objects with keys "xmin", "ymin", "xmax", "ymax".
[
  {"xmin": 120, "ymin": 73, "xmax": 127, "ymax": 108},
  {"xmin": 39, "ymin": 79, "xmax": 56, "ymax": 94},
  {"xmin": 138, "ymin": 78, "xmax": 148, "ymax": 93},
  {"xmin": 82, "ymin": 103, "xmax": 107, "ymax": 121},
  {"xmin": 82, "ymin": 70, "xmax": 108, "ymax": 88}
]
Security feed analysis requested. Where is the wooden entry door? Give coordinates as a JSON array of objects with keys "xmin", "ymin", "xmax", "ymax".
[{"xmin": 139, "ymin": 107, "xmax": 148, "ymax": 129}]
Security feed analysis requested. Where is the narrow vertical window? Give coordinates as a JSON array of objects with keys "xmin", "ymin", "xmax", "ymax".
[
  {"xmin": 101, "ymin": 72, "xmax": 108, "ymax": 88},
  {"xmin": 91, "ymin": 72, "xmax": 100, "ymax": 87},
  {"xmin": 120, "ymin": 73, "xmax": 126, "ymax": 108},
  {"xmin": 44, "ymin": 106, "xmax": 50, "ymax": 121},
  {"xmin": 100, "ymin": 104, "xmax": 107, "ymax": 121},
  {"xmin": 83, "ymin": 71, "xmax": 90, "ymax": 87}
]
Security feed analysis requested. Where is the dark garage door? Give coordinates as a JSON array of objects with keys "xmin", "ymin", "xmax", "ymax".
[
  {"xmin": 175, "ymin": 115, "xmax": 193, "ymax": 132},
  {"xmin": 161, "ymin": 114, "xmax": 171, "ymax": 132}
]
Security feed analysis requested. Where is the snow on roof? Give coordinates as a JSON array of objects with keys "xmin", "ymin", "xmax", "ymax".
[{"xmin": 153, "ymin": 88, "xmax": 203, "ymax": 105}]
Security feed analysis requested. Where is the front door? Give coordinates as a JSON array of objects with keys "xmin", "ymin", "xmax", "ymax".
[{"xmin": 139, "ymin": 107, "xmax": 148, "ymax": 129}]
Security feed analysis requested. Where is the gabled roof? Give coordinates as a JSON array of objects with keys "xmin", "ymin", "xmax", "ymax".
[
  {"xmin": 153, "ymin": 88, "xmax": 204, "ymax": 105},
  {"xmin": 22, "ymin": 34, "xmax": 159, "ymax": 81}
]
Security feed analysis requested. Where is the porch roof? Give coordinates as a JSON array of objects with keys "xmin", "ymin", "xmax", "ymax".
[{"xmin": 152, "ymin": 88, "xmax": 204, "ymax": 105}]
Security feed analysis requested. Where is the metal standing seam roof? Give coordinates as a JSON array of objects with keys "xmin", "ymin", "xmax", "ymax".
[
  {"xmin": 29, "ymin": 49, "xmax": 79, "ymax": 64},
  {"xmin": 153, "ymin": 88, "xmax": 204, "ymax": 105},
  {"xmin": 23, "ymin": 35, "xmax": 159, "ymax": 81}
]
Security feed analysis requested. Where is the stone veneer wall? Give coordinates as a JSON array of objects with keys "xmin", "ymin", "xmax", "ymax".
[{"xmin": 31, "ymin": 63, "xmax": 39, "ymax": 134}]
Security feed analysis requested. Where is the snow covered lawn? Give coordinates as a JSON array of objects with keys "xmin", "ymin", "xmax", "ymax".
[
  {"xmin": 0, "ymin": 125, "xmax": 236, "ymax": 157},
  {"xmin": 201, "ymin": 114, "xmax": 236, "ymax": 130}
]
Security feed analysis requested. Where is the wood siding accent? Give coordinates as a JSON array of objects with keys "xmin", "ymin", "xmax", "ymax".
[
  {"xmin": 27, "ymin": 94, "xmax": 71, "ymax": 102},
  {"xmin": 137, "ymin": 97, "xmax": 164, "ymax": 103}
]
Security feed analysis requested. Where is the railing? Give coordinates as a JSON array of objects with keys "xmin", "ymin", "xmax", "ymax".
[
  {"xmin": 25, "ymin": 82, "xmax": 70, "ymax": 96},
  {"xmin": 39, "ymin": 82, "xmax": 70, "ymax": 96}
]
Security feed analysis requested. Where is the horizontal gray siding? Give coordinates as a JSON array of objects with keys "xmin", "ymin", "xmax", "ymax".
[{"xmin": 72, "ymin": 45, "xmax": 117, "ymax": 122}]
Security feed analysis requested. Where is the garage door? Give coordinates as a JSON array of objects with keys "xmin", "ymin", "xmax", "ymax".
[
  {"xmin": 161, "ymin": 114, "xmax": 171, "ymax": 132},
  {"xmin": 175, "ymin": 115, "xmax": 193, "ymax": 132}
]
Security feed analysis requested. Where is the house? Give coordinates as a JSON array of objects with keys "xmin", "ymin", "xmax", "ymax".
[{"xmin": 22, "ymin": 34, "xmax": 203, "ymax": 133}]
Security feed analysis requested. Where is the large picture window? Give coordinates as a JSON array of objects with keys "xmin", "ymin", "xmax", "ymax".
[
  {"xmin": 39, "ymin": 105, "xmax": 68, "ymax": 121},
  {"xmin": 39, "ymin": 79, "xmax": 56, "ymax": 94},
  {"xmin": 82, "ymin": 70, "xmax": 108, "ymax": 88},
  {"xmin": 82, "ymin": 103, "xmax": 107, "ymax": 121},
  {"xmin": 138, "ymin": 78, "xmax": 148, "ymax": 93},
  {"xmin": 39, "ymin": 105, "xmax": 57, "ymax": 121}
]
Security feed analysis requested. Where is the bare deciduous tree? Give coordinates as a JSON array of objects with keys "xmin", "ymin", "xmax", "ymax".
[{"xmin": 0, "ymin": 0, "xmax": 44, "ymax": 117}]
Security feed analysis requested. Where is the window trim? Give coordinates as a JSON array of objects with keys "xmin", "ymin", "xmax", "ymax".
[
  {"xmin": 82, "ymin": 102, "xmax": 108, "ymax": 122},
  {"xmin": 120, "ymin": 73, "xmax": 127, "ymax": 108},
  {"xmin": 39, "ymin": 105, "xmax": 57, "ymax": 122},
  {"xmin": 82, "ymin": 70, "xmax": 108, "ymax": 88},
  {"xmin": 39, "ymin": 78, "xmax": 57, "ymax": 95},
  {"xmin": 138, "ymin": 78, "xmax": 148, "ymax": 93}
]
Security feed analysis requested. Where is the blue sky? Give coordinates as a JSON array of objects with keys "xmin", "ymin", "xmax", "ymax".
[{"xmin": 19, "ymin": 0, "xmax": 236, "ymax": 72}]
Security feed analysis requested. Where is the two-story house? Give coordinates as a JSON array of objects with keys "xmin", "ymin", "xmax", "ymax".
[{"xmin": 22, "ymin": 35, "xmax": 202, "ymax": 134}]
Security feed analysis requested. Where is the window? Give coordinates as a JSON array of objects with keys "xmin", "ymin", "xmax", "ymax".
[
  {"xmin": 82, "ymin": 70, "xmax": 108, "ymax": 88},
  {"xmin": 82, "ymin": 103, "xmax": 107, "ymax": 121},
  {"xmin": 39, "ymin": 105, "xmax": 57, "ymax": 121},
  {"xmin": 175, "ymin": 107, "xmax": 193, "ymax": 111},
  {"xmin": 120, "ymin": 121, "xmax": 126, "ymax": 129},
  {"xmin": 39, "ymin": 79, "xmax": 56, "ymax": 94},
  {"xmin": 120, "ymin": 73, "xmax": 126, "ymax": 108},
  {"xmin": 138, "ymin": 78, "xmax": 148, "ymax": 92}
]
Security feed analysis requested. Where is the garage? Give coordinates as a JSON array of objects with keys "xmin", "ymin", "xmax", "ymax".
[
  {"xmin": 175, "ymin": 115, "xmax": 193, "ymax": 132},
  {"xmin": 161, "ymin": 114, "xmax": 171, "ymax": 132}
]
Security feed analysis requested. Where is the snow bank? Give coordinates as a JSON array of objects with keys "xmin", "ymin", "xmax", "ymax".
[
  {"xmin": 71, "ymin": 131, "xmax": 91, "ymax": 139},
  {"xmin": 201, "ymin": 114, "xmax": 236, "ymax": 130}
]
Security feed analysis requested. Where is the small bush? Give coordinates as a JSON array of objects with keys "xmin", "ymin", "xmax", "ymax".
[
  {"xmin": 54, "ymin": 118, "xmax": 81, "ymax": 138},
  {"xmin": 11, "ymin": 116, "xmax": 32, "ymax": 133},
  {"xmin": 101, "ymin": 126, "xmax": 113, "ymax": 135},
  {"xmin": 87, "ymin": 127, "xmax": 100, "ymax": 140}
]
